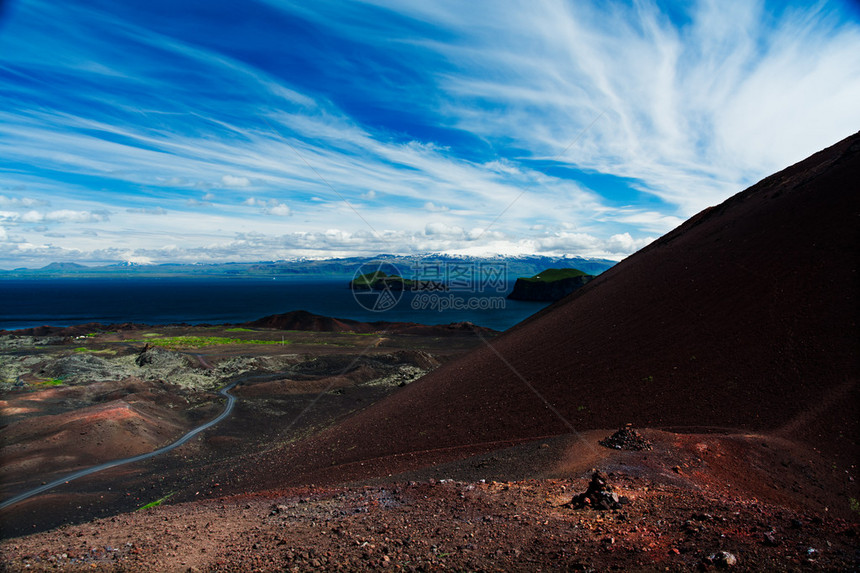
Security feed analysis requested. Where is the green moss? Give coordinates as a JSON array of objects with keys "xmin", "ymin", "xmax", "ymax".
[
  {"xmin": 137, "ymin": 492, "xmax": 175, "ymax": 511},
  {"xmin": 133, "ymin": 336, "xmax": 285, "ymax": 349},
  {"xmin": 351, "ymin": 271, "xmax": 387, "ymax": 287},
  {"xmin": 519, "ymin": 268, "xmax": 588, "ymax": 283},
  {"xmin": 73, "ymin": 347, "xmax": 116, "ymax": 355},
  {"xmin": 224, "ymin": 327, "xmax": 255, "ymax": 332},
  {"xmin": 36, "ymin": 378, "xmax": 65, "ymax": 386}
]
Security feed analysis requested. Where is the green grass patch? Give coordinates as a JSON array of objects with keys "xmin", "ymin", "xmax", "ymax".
[
  {"xmin": 137, "ymin": 492, "xmax": 175, "ymax": 511},
  {"xmin": 224, "ymin": 327, "xmax": 255, "ymax": 332},
  {"xmin": 36, "ymin": 378, "xmax": 65, "ymax": 386},
  {"xmin": 519, "ymin": 268, "xmax": 589, "ymax": 283},
  {"xmin": 142, "ymin": 332, "xmax": 163, "ymax": 338},
  {"xmin": 134, "ymin": 336, "xmax": 285, "ymax": 349},
  {"xmin": 73, "ymin": 347, "xmax": 116, "ymax": 355}
]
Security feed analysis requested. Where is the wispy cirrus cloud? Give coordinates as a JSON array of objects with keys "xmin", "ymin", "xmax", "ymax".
[
  {"xmin": 0, "ymin": 0, "xmax": 857, "ymax": 267},
  {"xmin": 0, "ymin": 209, "xmax": 109, "ymax": 224},
  {"xmin": 126, "ymin": 206, "xmax": 168, "ymax": 215},
  {"xmin": 0, "ymin": 195, "xmax": 48, "ymax": 208},
  {"xmin": 352, "ymin": 0, "xmax": 860, "ymax": 214}
]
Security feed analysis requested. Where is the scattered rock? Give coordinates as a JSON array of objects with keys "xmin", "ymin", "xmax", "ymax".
[
  {"xmin": 43, "ymin": 353, "xmax": 125, "ymax": 383},
  {"xmin": 706, "ymin": 550, "xmax": 737, "ymax": 568},
  {"xmin": 566, "ymin": 471, "xmax": 628, "ymax": 510},
  {"xmin": 598, "ymin": 426, "xmax": 652, "ymax": 451},
  {"xmin": 136, "ymin": 344, "xmax": 183, "ymax": 368}
]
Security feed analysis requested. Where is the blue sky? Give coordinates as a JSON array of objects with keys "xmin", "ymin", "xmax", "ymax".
[{"xmin": 1, "ymin": 0, "xmax": 858, "ymax": 267}]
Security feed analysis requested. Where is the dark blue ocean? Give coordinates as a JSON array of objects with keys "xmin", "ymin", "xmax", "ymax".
[{"xmin": 0, "ymin": 278, "xmax": 548, "ymax": 332}]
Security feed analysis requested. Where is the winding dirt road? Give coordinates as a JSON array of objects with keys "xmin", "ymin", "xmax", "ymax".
[{"xmin": 0, "ymin": 379, "xmax": 240, "ymax": 510}]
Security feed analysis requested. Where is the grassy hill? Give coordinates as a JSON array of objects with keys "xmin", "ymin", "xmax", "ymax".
[
  {"xmin": 518, "ymin": 268, "xmax": 589, "ymax": 283},
  {"xmin": 349, "ymin": 271, "xmax": 412, "ymax": 290}
]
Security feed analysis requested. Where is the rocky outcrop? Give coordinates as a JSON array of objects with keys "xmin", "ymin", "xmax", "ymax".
[{"xmin": 507, "ymin": 274, "xmax": 593, "ymax": 301}]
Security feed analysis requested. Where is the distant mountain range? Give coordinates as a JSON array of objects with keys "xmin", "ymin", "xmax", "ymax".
[{"xmin": 0, "ymin": 254, "xmax": 617, "ymax": 280}]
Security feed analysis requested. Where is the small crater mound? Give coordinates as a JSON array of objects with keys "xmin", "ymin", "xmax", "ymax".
[{"xmin": 599, "ymin": 426, "xmax": 652, "ymax": 451}]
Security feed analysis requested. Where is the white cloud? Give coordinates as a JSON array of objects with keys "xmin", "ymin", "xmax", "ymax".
[
  {"xmin": 15, "ymin": 209, "xmax": 110, "ymax": 223},
  {"xmin": 49, "ymin": 210, "xmax": 108, "ymax": 223},
  {"xmin": 605, "ymin": 232, "xmax": 653, "ymax": 254},
  {"xmin": 467, "ymin": 227, "xmax": 498, "ymax": 241},
  {"xmin": 162, "ymin": 177, "xmax": 193, "ymax": 187},
  {"xmin": 424, "ymin": 222, "xmax": 464, "ymax": 237},
  {"xmin": 598, "ymin": 209, "xmax": 686, "ymax": 234},
  {"xmin": 21, "ymin": 210, "xmax": 44, "ymax": 223},
  {"xmin": 245, "ymin": 198, "xmax": 291, "ymax": 216},
  {"xmin": 121, "ymin": 254, "xmax": 154, "ymax": 265},
  {"xmin": 266, "ymin": 202, "xmax": 291, "ymax": 216},
  {"xmin": 0, "ymin": 221, "xmax": 649, "ymax": 268},
  {"xmin": 127, "ymin": 206, "xmax": 168, "ymax": 215},
  {"xmin": 0, "ymin": 195, "xmax": 46, "ymax": 208},
  {"xmin": 423, "ymin": 201, "xmax": 449, "ymax": 212},
  {"xmin": 202, "ymin": 192, "xmax": 216, "ymax": 201},
  {"xmin": 221, "ymin": 174, "xmax": 250, "ymax": 187}
]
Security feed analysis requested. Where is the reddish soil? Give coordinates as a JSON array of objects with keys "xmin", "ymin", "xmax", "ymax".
[
  {"xmin": 1, "ymin": 398, "xmax": 183, "ymax": 485},
  {"xmin": 1, "ymin": 430, "xmax": 857, "ymax": 572},
  {"xmin": 0, "ymin": 379, "xmax": 204, "ymax": 498}
]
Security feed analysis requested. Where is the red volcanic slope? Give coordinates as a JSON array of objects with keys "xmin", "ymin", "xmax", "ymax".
[
  {"xmin": 248, "ymin": 133, "xmax": 859, "ymax": 488},
  {"xmin": 245, "ymin": 309, "xmax": 497, "ymax": 336},
  {"xmin": 246, "ymin": 310, "xmax": 380, "ymax": 333}
]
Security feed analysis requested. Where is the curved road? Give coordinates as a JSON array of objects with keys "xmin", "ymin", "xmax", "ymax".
[{"xmin": 0, "ymin": 380, "xmax": 240, "ymax": 511}]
